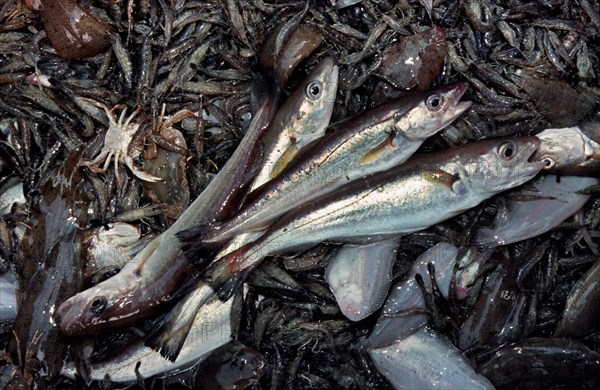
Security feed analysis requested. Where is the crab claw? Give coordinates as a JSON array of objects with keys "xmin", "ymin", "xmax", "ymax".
[{"xmin": 124, "ymin": 157, "xmax": 163, "ymax": 182}]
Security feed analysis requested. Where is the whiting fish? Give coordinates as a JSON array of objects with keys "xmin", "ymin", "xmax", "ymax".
[
  {"xmin": 181, "ymin": 82, "xmax": 472, "ymax": 247},
  {"xmin": 195, "ymin": 137, "xmax": 546, "ymax": 299}
]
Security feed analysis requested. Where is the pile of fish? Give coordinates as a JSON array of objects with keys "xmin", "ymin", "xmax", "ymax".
[{"xmin": 1, "ymin": 0, "xmax": 600, "ymax": 388}]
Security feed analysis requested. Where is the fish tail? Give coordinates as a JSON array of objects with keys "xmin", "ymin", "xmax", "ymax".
[
  {"xmin": 145, "ymin": 283, "xmax": 216, "ymax": 362},
  {"xmin": 176, "ymin": 220, "xmax": 233, "ymax": 247},
  {"xmin": 145, "ymin": 317, "xmax": 190, "ymax": 362},
  {"xmin": 204, "ymin": 246, "xmax": 255, "ymax": 300},
  {"xmin": 177, "ymin": 224, "xmax": 227, "ymax": 268}
]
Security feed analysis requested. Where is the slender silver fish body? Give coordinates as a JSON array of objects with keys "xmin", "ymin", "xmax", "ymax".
[
  {"xmin": 214, "ymin": 137, "xmax": 544, "ymax": 284},
  {"xmin": 141, "ymin": 62, "xmax": 339, "ymax": 361},
  {"xmin": 252, "ymin": 57, "xmax": 339, "ymax": 187},
  {"xmin": 325, "ymin": 239, "xmax": 399, "ymax": 321},
  {"xmin": 221, "ymin": 58, "xmax": 339, "ymax": 259},
  {"xmin": 56, "ymin": 99, "xmax": 275, "ymax": 336},
  {"xmin": 195, "ymin": 83, "xmax": 472, "ymax": 244},
  {"xmin": 369, "ymin": 326, "xmax": 494, "ymax": 390}
]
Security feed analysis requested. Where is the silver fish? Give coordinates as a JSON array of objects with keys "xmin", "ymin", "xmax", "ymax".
[
  {"xmin": 534, "ymin": 125, "xmax": 600, "ymax": 170},
  {"xmin": 183, "ymin": 82, "xmax": 472, "ymax": 245},
  {"xmin": 367, "ymin": 242, "xmax": 459, "ymax": 348},
  {"xmin": 252, "ymin": 56, "xmax": 339, "ymax": 187},
  {"xmin": 203, "ymin": 137, "xmax": 544, "ymax": 298},
  {"xmin": 56, "ymin": 99, "xmax": 275, "ymax": 336},
  {"xmin": 146, "ymin": 59, "xmax": 339, "ymax": 361},
  {"xmin": 60, "ymin": 285, "xmax": 235, "ymax": 382}
]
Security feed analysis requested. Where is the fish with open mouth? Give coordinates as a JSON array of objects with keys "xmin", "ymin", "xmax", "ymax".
[
  {"xmin": 181, "ymin": 82, "xmax": 472, "ymax": 247},
  {"xmin": 191, "ymin": 136, "xmax": 546, "ymax": 298}
]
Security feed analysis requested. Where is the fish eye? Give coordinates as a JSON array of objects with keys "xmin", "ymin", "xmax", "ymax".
[
  {"xmin": 497, "ymin": 141, "xmax": 517, "ymax": 160},
  {"xmin": 89, "ymin": 296, "xmax": 107, "ymax": 315},
  {"xmin": 541, "ymin": 156, "xmax": 556, "ymax": 169},
  {"xmin": 306, "ymin": 81, "xmax": 322, "ymax": 100},
  {"xmin": 426, "ymin": 94, "xmax": 444, "ymax": 111}
]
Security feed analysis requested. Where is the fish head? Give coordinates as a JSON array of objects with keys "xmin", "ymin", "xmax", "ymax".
[
  {"xmin": 288, "ymin": 56, "xmax": 339, "ymax": 141},
  {"xmin": 55, "ymin": 273, "xmax": 141, "ymax": 335},
  {"xmin": 395, "ymin": 82, "xmax": 472, "ymax": 141},
  {"xmin": 533, "ymin": 125, "xmax": 600, "ymax": 170},
  {"xmin": 459, "ymin": 136, "xmax": 546, "ymax": 195}
]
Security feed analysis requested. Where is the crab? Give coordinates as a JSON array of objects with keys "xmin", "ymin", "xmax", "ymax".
[{"xmin": 79, "ymin": 98, "xmax": 162, "ymax": 183}]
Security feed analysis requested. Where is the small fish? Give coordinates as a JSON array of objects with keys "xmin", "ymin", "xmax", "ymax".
[
  {"xmin": 554, "ymin": 256, "xmax": 600, "ymax": 338},
  {"xmin": 198, "ymin": 137, "xmax": 545, "ymax": 299},
  {"xmin": 325, "ymin": 239, "xmax": 399, "ymax": 322},
  {"xmin": 56, "ymin": 99, "xmax": 276, "ymax": 336},
  {"xmin": 475, "ymin": 175, "xmax": 598, "ymax": 247},
  {"xmin": 60, "ymin": 286, "xmax": 237, "ymax": 382},
  {"xmin": 369, "ymin": 326, "xmax": 494, "ymax": 390},
  {"xmin": 534, "ymin": 124, "xmax": 600, "ymax": 170},
  {"xmin": 182, "ymin": 83, "xmax": 472, "ymax": 246},
  {"xmin": 252, "ymin": 57, "xmax": 339, "ymax": 188}
]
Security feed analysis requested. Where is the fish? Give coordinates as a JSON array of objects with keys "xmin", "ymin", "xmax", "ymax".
[
  {"xmin": 181, "ymin": 82, "xmax": 472, "ymax": 246},
  {"xmin": 144, "ymin": 58, "xmax": 338, "ymax": 361},
  {"xmin": 366, "ymin": 242, "xmax": 460, "ymax": 348},
  {"xmin": 369, "ymin": 326, "xmax": 494, "ymax": 390},
  {"xmin": 55, "ymin": 99, "xmax": 275, "ymax": 336},
  {"xmin": 475, "ymin": 175, "xmax": 598, "ymax": 247},
  {"xmin": 479, "ymin": 338, "xmax": 600, "ymax": 389},
  {"xmin": 198, "ymin": 136, "xmax": 545, "ymax": 299},
  {"xmin": 252, "ymin": 56, "xmax": 339, "ymax": 188},
  {"xmin": 60, "ymin": 288, "xmax": 236, "ymax": 383},
  {"xmin": 554, "ymin": 258, "xmax": 600, "ymax": 338},
  {"xmin": 533, "ymin": 124, "xmax": 600, "ymax": 170},
  {"xmin": 325, "ymin": 239, "xmax": 399, "ymax": 322}
]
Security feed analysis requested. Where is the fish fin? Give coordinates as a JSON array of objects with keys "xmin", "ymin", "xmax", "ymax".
[
  {"xmin": 422, "ymin": 169, "xmax": 461, "ymax": 191},
  {"xmin": 145, "ymin": 284, "xmax": 216, "ymax": 362},
  {"xmin": 270, "ymin": 142, "xmax": 299, "ymax": 179},
  {"xmin": 202, "ymin": 248, "xmax": 254, "ymax": 301},
  {"xmin": 145, "ymin": 317, "xmax": 189, "ymax": 362},
  {"xmin": 359, "ymin": 131, "xmax": 396, "ymax": 165},
  {"xmin": 176, "ymin": 222, "xmax": 224, "ymax": 245},
  {"xmin": 215, "ymin": 270, "xmax": 250, "ymax": 300},
  {"xmin": 176, "ymin": 224, "xmax": 228, "ymax": 269}
]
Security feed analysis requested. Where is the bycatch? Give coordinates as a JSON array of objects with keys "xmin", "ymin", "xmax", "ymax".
[
  {"xmin": 194, "ymin": 137, "xmax": 545, "ymax": 298},
  {"xmin": 55, "ymin": 99, "xmax": 275, "ymax": 336},
  {"xmin": 143, "ymin": 59, "xmax": 339, "ymax": 361},
  {"xmin": 181, "ymin": 83, "xmax": 472, "ymax": 246}
]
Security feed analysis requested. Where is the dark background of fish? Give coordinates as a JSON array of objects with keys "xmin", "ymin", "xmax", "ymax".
[{"xmin": 0, "ymin": 0, "xmax": 599, "ymax": 388}]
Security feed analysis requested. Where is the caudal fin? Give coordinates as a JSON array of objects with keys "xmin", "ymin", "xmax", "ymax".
[
  {"xmin": 202, "ymin": 246, "xmax": 257, "ymax": 300},
  {"xmin": 176, "ymin": 222, "xmax": 227, "ymax": 246},
  {"xmin": 145, "ymin": 283, "xmax": 216, "ymax": 362}
]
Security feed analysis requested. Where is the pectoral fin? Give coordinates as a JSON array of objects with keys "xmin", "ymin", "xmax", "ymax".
[
  {"xmin": 360, "ymin": 131, "xmax": 396, "ymax": 165},
  {"xmin": 422, "ymin": 169, "xmax": 462, "ymax": 193},
  {"xmin": 271, "ymin": 142, "xmax": 299, "ymax": 179}
]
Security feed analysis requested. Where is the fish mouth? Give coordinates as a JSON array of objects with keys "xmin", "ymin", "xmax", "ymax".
[
  {"xmin": 523, "ymin": 137, "xmax": 548, "ymax": 170},
  {"xmin": 55, "ymin": 298, "xmax": 86, "ymax": 336},
  {"xmin": 438, "ymin": 82, "xmax": 472, "ymax": 123}
]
